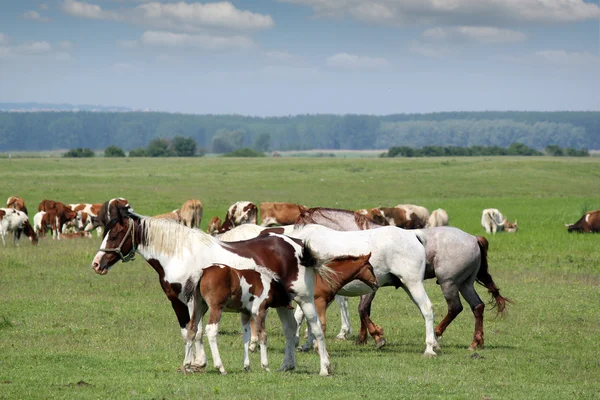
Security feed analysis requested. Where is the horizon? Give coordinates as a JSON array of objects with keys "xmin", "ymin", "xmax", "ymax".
[{"xmin": 1, "ymin": 1, "xmax": 599, "ymax": 116}]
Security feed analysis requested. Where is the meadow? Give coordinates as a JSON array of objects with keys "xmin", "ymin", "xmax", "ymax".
[{"xmin": 1, "ymin": 156, "xmax": 599, "ymax": 399}]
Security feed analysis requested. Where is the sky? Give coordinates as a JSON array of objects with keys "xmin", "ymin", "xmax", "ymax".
[{"xmin": 0, "ymin": 0, "xmax": 599, "ymax": 116}]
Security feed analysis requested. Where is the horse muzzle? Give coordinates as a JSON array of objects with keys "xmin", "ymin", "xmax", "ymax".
[{"xmin": 92, "ymin": 261, "xmax": 109, "ymax": 275}]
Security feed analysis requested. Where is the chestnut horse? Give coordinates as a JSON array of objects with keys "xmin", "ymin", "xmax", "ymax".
[
  {"xmin": 297, "ymin": 207, "xmax": 510, "ymax": 350},
  {"xmin": 90, "ymin": 198, "xmax": 334, "ymax": 376}
]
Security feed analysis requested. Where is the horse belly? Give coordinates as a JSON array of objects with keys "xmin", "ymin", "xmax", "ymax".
[{"xmin": 337, "ymin": 280, "xmax": 376, "ymax": 297}]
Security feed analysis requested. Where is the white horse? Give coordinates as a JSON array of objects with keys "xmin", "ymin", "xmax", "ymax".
[
  {"xmin": 90, "ymin": 199, "xmax": 334, "ymax": 376},
  {"xmin": 288, "ymin": 224, "xmax": 437, "ymax": 356}
]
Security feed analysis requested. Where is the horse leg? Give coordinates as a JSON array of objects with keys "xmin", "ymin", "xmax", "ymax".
[
  {"xmin": 299, "ymin": 298, "xmax": 327, "ymax": 352},
  {"xmin": 459, "ymin": 282, "xmax": 485, "ymax": 350},
  {"xmin": 241, "ymin": 313, "xmax": 252, "ymax": 371},
  {"xmin": 401, "ymin": 281, "xmax": 438, "ymax": 357},
  {"xmin": 435, "ymin": 281, "xmax": 463, "ymax": 340},
  {"xmin": 256, "ymin": 308, "xmax": 270, "ymax": 372},
  {"xmin": 335, "ymin": 295, "xmax": 352, "ymax": 340},
  {"xmin": 357, "ymin": 292, "xmax": 386, "ymax": 348},
  {"xmin": 293, "ymin": 305, "xmax": 305, "ymax": 348},
  {"xmin": 1, "ymin": 232, "xmax": 6, "ymax": 247},
  {"xmin": 248, "ymin": 317, "xmax": 258, "ymax": 352},
  {"xmin": 205, "ymin": 307, "xmax": 226, "ymax": 375},
  {"xmin": 296, "ymin": 298, "xmax": 330, "ymax": 376},
  {"xmin": 181, "ymin": 300, "xmax": 198, "ymax": 374},
  {"xmin": 275, "ymin": 307, "xmax": 297, "ymax": 372},
  {"xmin": 191, "ymin": 301, "xmax": 208, "ymax": 371}
]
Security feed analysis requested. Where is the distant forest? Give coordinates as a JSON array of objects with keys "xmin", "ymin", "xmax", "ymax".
[{"xmin": 0, "ymin": 111, "xmax": 598, "ymax": 152}]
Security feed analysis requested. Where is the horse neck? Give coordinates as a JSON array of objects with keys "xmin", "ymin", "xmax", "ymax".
[{"xmin": 135, "ymin": 217, "xmax": 218, "ymax": 268}]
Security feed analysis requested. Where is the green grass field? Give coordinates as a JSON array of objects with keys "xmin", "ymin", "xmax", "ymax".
[{"xmin": 1, "ymin": 157, "xmax": 599, "ymax": 399}]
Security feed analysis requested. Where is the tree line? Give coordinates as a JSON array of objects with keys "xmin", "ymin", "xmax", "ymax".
[
  {"xmin": 382, "ymin": 143, "xmax": 589, "ymax": 157},
  {"xmin": 1, "ymin": 111, "xmax": 598, "ymax": 152}
]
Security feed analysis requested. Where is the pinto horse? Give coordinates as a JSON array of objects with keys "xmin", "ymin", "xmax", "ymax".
[
  {"xmin": 0, "ymin": 208, "xmax": 38, "ymax": 246},
  {"xmin": 6, "ymin": 196, "xmax": 28, "ymax": 215},
  {"xmin": 90, "ymin": 198, "xmax": 334, "ymax": 376},
  {"xmin": 297, "ymin": 207, "xmax": 510, "ymax": 350}
]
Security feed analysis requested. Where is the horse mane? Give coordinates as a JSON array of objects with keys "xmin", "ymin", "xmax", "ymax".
[
  {"xmin": 140, "ymin": 217, "xmax": 217, "ymax": 258},
  {"xmin": 251, "ymin": 264, "xmax": 281, "ymax": 283},
  {"xmin": 297, "ymin": 207, "xmax": 380, "ymax": 229}
]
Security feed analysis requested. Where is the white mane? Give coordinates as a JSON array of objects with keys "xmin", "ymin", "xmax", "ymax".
[{"xmin": 140, "ymin": 217, "xmax": 219, "ymax": 258}]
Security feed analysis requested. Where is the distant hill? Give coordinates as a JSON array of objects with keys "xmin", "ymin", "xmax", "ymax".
[{"xmin": 0, "ymin": 102, "xmax": 132, "ymax": 112}]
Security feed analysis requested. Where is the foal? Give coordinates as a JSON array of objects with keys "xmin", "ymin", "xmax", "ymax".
[
  {"xmin": 294, "ymin": 253, "xmax": 379, "ymax": 351},
  {"xmin": 195, "ymin": 263, "xmax": 292, "ymax": 374}
]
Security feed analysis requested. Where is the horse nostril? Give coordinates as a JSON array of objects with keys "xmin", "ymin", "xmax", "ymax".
[{"xmin": 92, "ymin": 262, "xmax": 99, "ymax": 269}]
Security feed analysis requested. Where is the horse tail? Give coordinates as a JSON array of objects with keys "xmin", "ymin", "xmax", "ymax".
[
  {"xmin": 300, "ymin": 240, "xmax": 338, "ymax": 289},
  {"xmin": 475, "ymin": 236, "xmax": 512, "ymax": 315}
]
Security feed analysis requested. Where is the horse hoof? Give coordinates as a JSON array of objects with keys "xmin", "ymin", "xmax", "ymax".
[
  {"xmin": 243, "ymin": 366, "xmax": 250, "ymax": 372},
  {"xmin": 220, "ymin": 370, "xmax": 228, "ymax": 375},
  {"xmin": 189, "ymin": 364, "xmax": 206, "ymax": 373},
  {"xmin": 375, "ymin": 338, "xmax": 386, "ymax": 349},
  {"xmin": 278, "ymin": 365, "xmax": 295, "ymax": 372},
  {"xmin": 297, "ymin": 345, "xmax": 311, "ymax": 352},
  {"xmin": 423, "ymin": 350, "xmax": 437, "ymax": 358}
]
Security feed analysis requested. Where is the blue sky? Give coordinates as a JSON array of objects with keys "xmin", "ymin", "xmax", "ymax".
[{"xmin": 0, "ymin": 0, "xmax": 598, "ymax": 115}]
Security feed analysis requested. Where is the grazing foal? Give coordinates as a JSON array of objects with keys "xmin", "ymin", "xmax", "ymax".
[{"xmin": 196, "ymin": 263, "xmax": 292, "ymax": 374}]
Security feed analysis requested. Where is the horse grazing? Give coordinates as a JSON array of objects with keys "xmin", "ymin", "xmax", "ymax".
[
  {"xmin": 90, "ymin": 198, "xmax": 334, "ymax": 376},
  {"xmin": 293, "ymin": 253, "xmax": 378, "ymax": 351},
  {"xmin": 6, "ymin": 196, "xmax": 28, "ymax": 215},
  {"xmin": 0, "ymin": 208, "xmax": 38, "ymax": 246},
  {"xmin": 297, "ymin": 207, "xmax": 382, "ymax": 231},
  {"xmin": 481, "ymin": 208, "xmax": 518, "ymax": 234},
  {"xmin": 296, "ymin": 207, "xmax": 510, "ymax": 350},
  {"xmin": 196, "ymin": 263, "xmax": 294, "ymax": 374},
  {"xmin": 427, "ymin": 208, "xmax": 449, "ymax": 228},
  {"xmin": 179, "ymin": 199, "xmax": 203, "ymax": 229}
]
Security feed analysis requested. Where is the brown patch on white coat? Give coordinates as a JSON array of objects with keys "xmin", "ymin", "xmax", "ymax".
[
  {"xmin": 195, "ymin": 263, "xmax": 292, "ymax": 374},
  {"xmin": 378, "ymin": 206, "xmax": 426, "ymax": 229}
]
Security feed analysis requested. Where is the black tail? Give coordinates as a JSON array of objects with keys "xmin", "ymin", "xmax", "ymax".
[{"xmin": 475, "ymin": 236, "xmax": 512, "ymax": 314}]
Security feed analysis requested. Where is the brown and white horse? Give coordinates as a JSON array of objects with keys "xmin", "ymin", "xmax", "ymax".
[
  {"xmin": 195, "ymin": 263, "xmax": 295, "ymax": 374},
  {"xmin": 0, "ymin": 208, "xmax": 38, "ymax": 246},
  {"xmin": 90, "ymin": 198, "xmax": 334, "ymax": 376},
  {"xmin": 6, "ymin": 196, "xmax": 28, "ymax": 215}
]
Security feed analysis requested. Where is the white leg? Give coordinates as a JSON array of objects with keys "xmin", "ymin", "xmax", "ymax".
[
  {"xmin": 276, "ymin": 307, "xmax": 297, "ymax": 372},
  {"xmin": 335, "ymin": 295, "xmax": 352, "ymax": 339},
  {"xmin": 293, "ymin": 305, "xmax": 305, "ymax": 347},
  {"xmin": 297, "ymin": 299, "xmax": 330, "ymax": 376},
  {"xmin": 192, "ymin": 302, "xmax": 208, "ymax": 370},
  {"xmin": 241, "ymin": 314, "xmax": 251, "ymax": 371},
  {"xmin": 1, "ymin": 232, "xmax": 6, "ymax": 247},
  {"xmin": 205, "ymin": 322, "xmax": 227, "ymax": 375},
  {"xmin": 402, "ymin": 281, "xmax": 438, "ymax": 357}
]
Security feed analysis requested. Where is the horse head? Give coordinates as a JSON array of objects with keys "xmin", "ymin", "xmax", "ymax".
[{"xmin": 91, "ymin": 198, "xmax": 139, "ymax": 275}]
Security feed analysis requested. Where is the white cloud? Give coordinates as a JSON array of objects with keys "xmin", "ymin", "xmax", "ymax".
[
  {"xmin": 423, "ymin": 26, "xmax": 526, "ymax": 43},
  {"xmin": 279, "ymin": 0, "xmax": 600, "ymax": 26},
  {"xmin": 59, "ymin": 41, "xmax": 73, "ymax": 49},
  {"xmin": 326, "ymin": 53, "xmax": 390, "ymax": 69},
  {"xmin": 15, "ymin": 41, "xmax": 53, "ymax": 54},
  {"xmin": 140, "ymin": 30, "xmax": 256, "ymax": 50},
  {"xmin": 61, "ymin": 0, "xmax": 274, "ymax": 32},
  {"xmin": 23, "ymin": 10, "xmax": 50, "ymax": 22},
  {"xmin": 0, "ymin": 37, "xmax": 72, "ymax": 61},
  {"xmin": 39, "ymin": 4, "xmax": 49, "ymax": 10},
  {"xmin": 62, "ymin": 0, "xmax": 121, "ymax": 20},
  {"xmin": 134, "ymin": 2, "xmax": 274, "ymax": 31}
]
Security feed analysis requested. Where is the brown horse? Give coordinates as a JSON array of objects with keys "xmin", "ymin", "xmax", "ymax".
[
  {"xmin": 90, "ymin": 198, "xmax": 334, "ymax": 375},
  {"xmin": 6, "ymin": 196, "xmax": 28, "ymax": 215},
  {"xmin": 296, "ymin": 207, "xmax": 510, "ymax": 350},
  {"xmin": 179, "ymin": 199, "xmax": 203, "ymax": 229}
]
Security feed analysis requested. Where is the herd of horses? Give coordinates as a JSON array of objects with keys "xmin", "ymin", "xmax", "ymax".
[{"xmin": 3, "ymin": 195, "xmax": 598, "ymax": 376}]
